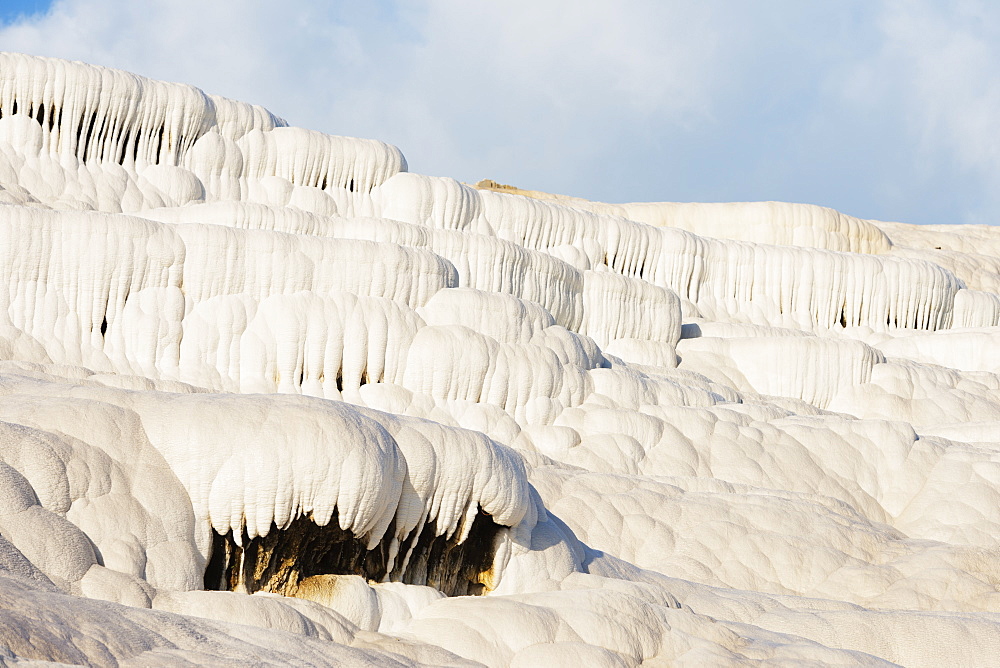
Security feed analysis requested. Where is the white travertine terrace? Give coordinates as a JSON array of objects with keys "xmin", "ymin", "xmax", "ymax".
[
  {"xmin": 474, "ymin": 181, "xmax": 894, "ymax": 254},
  {"xmin": 1, "ymin": 53, "xmax": 1000, "ymax": 666}
]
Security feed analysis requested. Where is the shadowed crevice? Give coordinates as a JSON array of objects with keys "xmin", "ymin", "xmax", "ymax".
[{"xmin": 203, "ymin": 506, "xmax": 505, "ymax": 598}]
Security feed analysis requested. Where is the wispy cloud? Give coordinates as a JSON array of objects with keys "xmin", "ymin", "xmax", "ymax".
[{"xmin": 835, "ymin": 0, "xmax": 1000, "ymax": 223}]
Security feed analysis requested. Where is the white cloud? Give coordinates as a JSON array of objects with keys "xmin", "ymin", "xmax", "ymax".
[{"xmin": 831, "ymin": 0, "xmax": 1000, "ymax": 223}]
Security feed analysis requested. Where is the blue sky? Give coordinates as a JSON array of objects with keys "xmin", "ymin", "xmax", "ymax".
[
  {"xmin": 1, "ymin": 0, "xmax": 999, "ymax": 226},
  {"xmin": 0, "ymin": 0, "xmax": 48, "ymax": 23}
]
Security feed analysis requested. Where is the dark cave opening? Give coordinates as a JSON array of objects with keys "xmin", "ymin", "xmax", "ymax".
[{"xmin": 203, "ymin": 506, "xmax": 505, "ymax": 598}]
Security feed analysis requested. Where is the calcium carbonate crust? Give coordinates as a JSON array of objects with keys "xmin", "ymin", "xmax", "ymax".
[{"xmin": 0, "ymin": 52, "xmax": 999, "ymax": 667}]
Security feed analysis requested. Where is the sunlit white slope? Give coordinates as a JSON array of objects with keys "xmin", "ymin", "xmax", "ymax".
[
  {"xmin": 473, "ymin": 180, "xmax": 893, "ymax": 254},
  {"xmin": 0, "ymin": 52, "xmax": 999, "ymax": 667},
  {"xmin": 877, "ymin": 220, "xmax": 1000, "ymax": 294}
]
